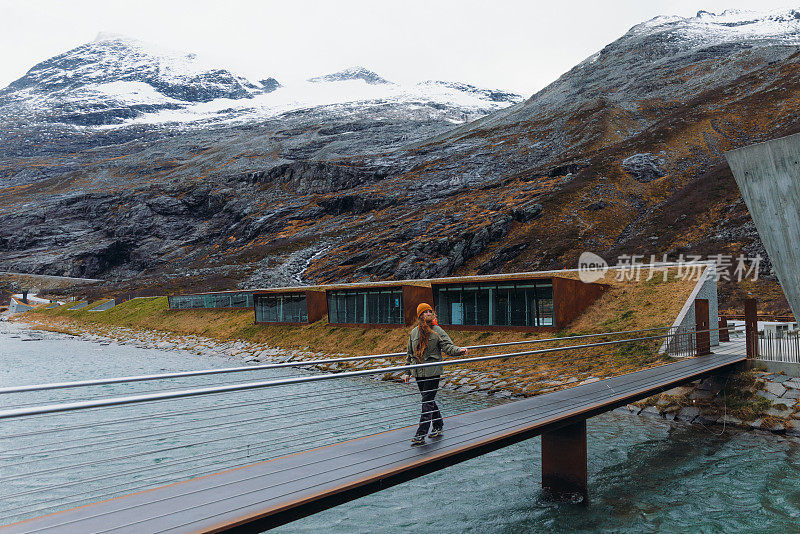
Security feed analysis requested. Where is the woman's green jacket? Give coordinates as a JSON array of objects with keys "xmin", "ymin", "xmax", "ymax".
[{"xmin": 405, "ymin": 325, "xmax": 462, "ymax": 378}]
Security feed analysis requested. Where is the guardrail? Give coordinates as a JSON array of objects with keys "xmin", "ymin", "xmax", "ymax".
[{"xmin": 758, "ymin": 331, "xmax": 800, "ymax": 363}]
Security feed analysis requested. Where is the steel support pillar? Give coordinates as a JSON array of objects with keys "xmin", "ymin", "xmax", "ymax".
[
  {"xmin": 695, "ymin": 299, "xmax": 711, "ymax": 356},
  {"xmin": 541, "ymin": 420, "xmax": 587, "ymax": 503}
]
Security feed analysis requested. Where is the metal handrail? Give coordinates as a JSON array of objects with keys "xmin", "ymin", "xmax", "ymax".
[
  {"xmin": 0, "ymin": 326, "xmax": 677, "ymax": 395},
  {"xmin": 0, "ymin": 326, "xmax": 739, "ymax": 420}
]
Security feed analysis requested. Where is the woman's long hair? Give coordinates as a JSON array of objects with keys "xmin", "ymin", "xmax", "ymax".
[{"xmin": 414, "ymin": 314, "xmax": 434, "ymax": 363}]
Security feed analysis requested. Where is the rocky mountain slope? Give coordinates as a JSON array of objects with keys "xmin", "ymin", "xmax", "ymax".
[{"xmin": 1, "ymin": 11, "xmax": 798, "ymax": 312}]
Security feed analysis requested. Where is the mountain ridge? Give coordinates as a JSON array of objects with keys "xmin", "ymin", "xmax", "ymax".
[
  {"xmin": 0, "ymin": 36, "xmax": 522, "ymax": 129},
  {"xmin": 0, "ymin": 10, "xmax": 798, "ymax": 312}
]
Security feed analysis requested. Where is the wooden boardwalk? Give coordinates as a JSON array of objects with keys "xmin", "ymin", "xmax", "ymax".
[{"xmin": 2, "ymin": 352, "xmax": 744, "ymax": 534}]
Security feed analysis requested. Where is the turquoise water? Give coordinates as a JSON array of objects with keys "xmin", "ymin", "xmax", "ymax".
[
  {"xmin": 0, "ymin": 321, "xmax": 489, "ymax": 525},
  {"xmin": 281, "ymin": 415, "xmax": 800, "ymax": 533},
  {"xmin": 2, "ymin": 320, "xmax": 800, "ymax": 532}
]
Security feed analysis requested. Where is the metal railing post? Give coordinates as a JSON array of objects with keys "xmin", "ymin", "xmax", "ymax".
[
  {"xmin": 718, "ymin": 317, "xmax": 730, "ymax": 342},
  {"xmin": 695, "ymin": 299, "xmax": 711, "ymax": 356},
  {"xmin": 744, "ymin": 298, "xmax": 758, "ymax": 367}
]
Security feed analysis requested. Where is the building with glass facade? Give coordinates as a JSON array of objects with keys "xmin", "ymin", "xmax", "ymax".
[
  {"xmin": 169, "ymin": 272, "xmax": 607, "ymax": 332},
  {"xmin": 433, "ymin": 280, "xmax": 553, "ymax": 327},
  {"xmin": 168, "ymin": 292, "xmax": 253, "ymax": 310},
  {"xmin": 252, "ymin": 290, "xmax": 327, "ymax": 325},
  {"xmin": 326, "ymin": 288, "xmax": 404, "ymax": 325},
  {"xmin": 254, "ymin": 293, "xmax": 308, "ymax": 323}
]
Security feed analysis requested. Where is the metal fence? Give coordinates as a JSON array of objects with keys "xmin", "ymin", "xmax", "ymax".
[
  {"xmin": 758, "ymin": 331, "xmax": 800, "ymax": 363},
  {"xmin": 662, "ymin": 325, "xmax": 696, "ymax": 358}
]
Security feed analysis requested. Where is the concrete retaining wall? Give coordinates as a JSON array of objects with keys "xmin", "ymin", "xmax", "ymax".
[
  {"xmin": 661, "ymin": 263, "xmax": 719, "ymax": 354},
  {"xmin": 9, "ymin": 299, "xmax": 33, "ymax": 313},
  {"xmin": 89, "ymin": 299, "xmax": 116, "ymax": 312},
  {"xmin": 753, "ymin": 360, "xmax": 800, "ymax": 376}
]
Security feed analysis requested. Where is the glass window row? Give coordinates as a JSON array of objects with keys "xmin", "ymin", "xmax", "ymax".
[
  {"xmin": 327, "ymin": 289, "xmax": 403, "ymax": 325},
  {"xmin": 169, "ymin": 292, "xmax": 253, "ymax": 310},
  {"xmin": 255, "ymin": 294, "xmax": 308, "ymax": 323},
  {"xmin": 433, "ymin": 282, "xmax": 554, "ymax": 327}
]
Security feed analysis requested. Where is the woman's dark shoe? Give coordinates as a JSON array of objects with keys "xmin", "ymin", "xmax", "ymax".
[
  {"xmin": 411, "ymin": 435, "xmax": 426, "ymax": 446},
  {"xmin": 429, "ymin": 427, "xmax": 443, "ymax": 438}
]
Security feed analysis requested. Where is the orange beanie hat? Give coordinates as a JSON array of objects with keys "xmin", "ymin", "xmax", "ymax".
[{"xmin": 416, "ymin": 303, "xmax": 433, "ymax": 317}]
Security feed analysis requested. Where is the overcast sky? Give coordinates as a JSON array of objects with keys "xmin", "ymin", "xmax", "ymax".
[{"xmin": 0, "ymin": 1, "xmax": 794, "ymax": 96}]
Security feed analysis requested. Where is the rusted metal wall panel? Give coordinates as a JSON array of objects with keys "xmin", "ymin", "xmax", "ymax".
[
  {"xmin": 745, "ymin": 298, "xmax": 759, "ymax": 359},
  {"xmin": 541, "ymin": 420, "xmax": 587, "ymax": 503},
  {"xmin": 719, "ymin": 317, "xmax": 730, "ymax": 342},
  {"xmin": 695, "ymin": 298, "xmax": 711, "ymax": 356},
  {"xmin": 553, "ymin": 278, "xmax": 607, "ymax": 329},
  {"xmin": 402, "ymin": 285, "xmax": 434, "ymax": 326},
  {"xmin": 306, "ymin": 291, "xmax": 328, "ymax": 323}
]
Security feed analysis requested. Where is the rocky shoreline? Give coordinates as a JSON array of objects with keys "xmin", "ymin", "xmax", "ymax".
[
  {"xmin": 12, "ymin": 316, "xmax": 800, "ymax": 439},
  {"xmin": 623, "ymin": 372, "xmax": 800, "ymax": 438}
]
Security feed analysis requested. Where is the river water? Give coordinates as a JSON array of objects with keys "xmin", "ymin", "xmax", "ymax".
[{"xmin": 1, "ymin": 320, "xmax": 799, "ymax": 533}]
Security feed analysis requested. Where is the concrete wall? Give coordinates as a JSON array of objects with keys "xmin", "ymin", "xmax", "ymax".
[
  {"xmin": 753, "ymin": 360, "xmax": 800, "ymax": 377},
  {"xmin": 725, "ymin": 133, "xmax": 800, "ymax": 321},
  {"xmin": 661, "ymin": 263, "xmax": 719, "ymax": 354},
  {"xmin": 9, "ymin": 298, "xmax": 33, "ymax": 313},
  {"xmin": 89, "ymin": 299, "xmax": 116, "ymax": 312}
]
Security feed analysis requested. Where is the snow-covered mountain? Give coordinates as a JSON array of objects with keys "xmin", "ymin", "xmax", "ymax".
[
  {"xmin": 630, "ymin": 8, "xmax": 800, "ymax": 47},
  {"xmin": 0, "ymin": 34, "xmax": 523, "ymax": 128},
  {"xmin": 308, "ymin": 66, "xmax": 392, "ymax": 85},
  {"xmin": 474, "ymin": 8, "xmax": 800, "ymax": 131},
  {"xmin": 0, "ymin": 33, "xmax": 273, "ymax": 126},
  {"xmin": 7, "ymin": 7, "xmax": 800, "ymax": 310}
]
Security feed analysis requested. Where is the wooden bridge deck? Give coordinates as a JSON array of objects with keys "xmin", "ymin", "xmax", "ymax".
[{"xmin": 2, "ymin": 352, "xmax": 744, "ymax": 534}]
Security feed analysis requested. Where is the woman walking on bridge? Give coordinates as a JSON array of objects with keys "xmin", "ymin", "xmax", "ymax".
[{"xmin": 404, "ymin": 303, "xmax": 467, "ymax": 446}]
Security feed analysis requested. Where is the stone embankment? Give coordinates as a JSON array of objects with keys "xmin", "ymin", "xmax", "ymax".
[
  {"xmin": 16, "ymin": 317, "xmax": 799, "ymax": 438},
  {"xmin": 625, "ymin": 371, "xmax": 800, "ymax": 438}
]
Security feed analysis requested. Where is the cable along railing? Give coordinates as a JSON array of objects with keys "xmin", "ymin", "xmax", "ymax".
[{"xmin": 0, "ymin": 326, "xmax": 739, "ymax": 525}]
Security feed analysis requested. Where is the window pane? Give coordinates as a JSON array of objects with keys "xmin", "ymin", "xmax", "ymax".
[
  {"xmin": 476, "ymin": 290, "xmax": 490, "ymax": 325},
  {"xmin": 526, "ymin": 288, "xmax": 537, "ymax": 327},
  {"xmin": 390, "ymin": 292, "xmax": 402, "ymax": 324},
  {"xmin": 436, "ymin": 286, "xmax": 493, "ymax": 325},
  {"xmin": 367, "ymin": 292, "xmax": 379, "ymax": 323},
  {"xmin": 231, "ymin": 293, "xmax": 250, "ymax": 308},
  {"xmin": 255, "ymin": 294, "xmax": 308, "ymax": 323},
  {"xmin": 356, "ymin": 292, "xmax": 366, "ymax": 324},
  {"xmin": 298, "ymin": 295, "xmax": 308, "ymax": 322},
  {"xmin": 494, "ymin": 287, "xmax": 510, "ymax": 326},
  {"xmin": 436, "ymin": 290, "xmax": 451, "ymax": 324},
  {"xmin": 450, "ymin": 289, "xmax": 464, "ymax": 325},
  {"xmin": 378, "ymin": 292, "xmax": 392, "ymax": 324},
  {"xmin": 463, "ymin": 289, "xmax": 477, "ymax": 325},
  {"xmin": 510, "ymin": 287, "xmax": 526, "ymax": 326},
  {"xmin": 270, "ymin": 296, "xmax": 278, "ymax": 322},
  {"xmin": 537, "ymin": 283, "xmax": 554, "ymax": 326},
  {"xmin": 345, "ymin": 293, "xmax": 356, "ymax": 323}
]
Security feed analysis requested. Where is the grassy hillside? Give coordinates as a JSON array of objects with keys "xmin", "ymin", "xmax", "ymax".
[{"xmin": 27, "ymin": 268, "xmax": 698, "ymax": 359}]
